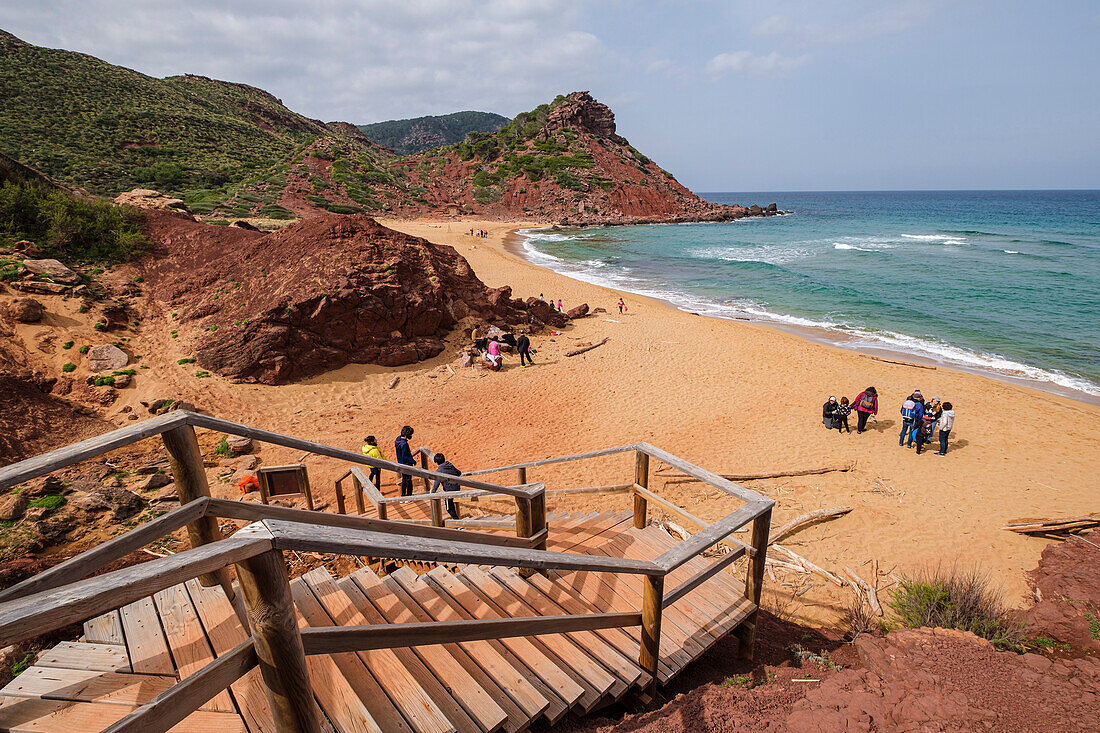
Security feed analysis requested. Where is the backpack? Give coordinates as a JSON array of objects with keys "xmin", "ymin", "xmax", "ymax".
[
  {"xmin": 919, "ymin": 413, "xmax": 936, "ymax": 435},
  {"xmin": 900, "ymin": 400, "xmax": 918, "ymax": 420},
  {"xmin": 860, "ymin": 393, "xmax": 876, "ymax": 411}
]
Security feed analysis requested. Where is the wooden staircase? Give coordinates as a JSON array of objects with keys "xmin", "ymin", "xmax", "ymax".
[{"xmin": 0, "ymin": 513, "xmax": 754, "ymax": 732}]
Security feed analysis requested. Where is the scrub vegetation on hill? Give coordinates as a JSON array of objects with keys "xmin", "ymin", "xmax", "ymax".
[{"xmin": 358, "ymin": 111, "xmax": 509, "ymax": 155}]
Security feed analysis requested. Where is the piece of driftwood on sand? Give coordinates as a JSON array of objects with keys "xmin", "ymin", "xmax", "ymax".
[
  {"xmin": 1002, "ymin": 515, "xmax": 1100, "ymax": 534},
  {"xmin": 860, "ymin": 354, "xmax": 937, "ymax": 370},
  {"xmin": 844, "ymin": 566, "xmax": 883, "ymax": 616},
  {"xmin": 770, "ymin": 544, "xmax": 845, "ymax": 587},
  {"xmin": 768, "ymin": 506, "xmax": 852, "ymax": 545},
  {"xmin": 565, "ymin": 337, "xmax": 610, "ymax": 357},
  {"xmin": 661, "ymin": 462, "xmax": 855, "ymax": 485}
]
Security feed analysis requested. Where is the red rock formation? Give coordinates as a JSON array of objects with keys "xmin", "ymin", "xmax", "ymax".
[{"xmin": 139, "ymin": 211, "xmax": 567, "ymax": 384}]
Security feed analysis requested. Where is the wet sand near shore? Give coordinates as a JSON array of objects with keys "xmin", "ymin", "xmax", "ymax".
[{"xmin": 129, "ymin": 217, "xmax": 1099, "ymax": 623}]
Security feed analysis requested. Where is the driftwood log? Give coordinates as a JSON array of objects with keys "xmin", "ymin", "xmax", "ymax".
[
  {"xmin": 844, "ymin": 566, "xmax": 883, "ymax": 616},
  {"xmin": 771, "ymin": 545, "xmax": 845, "ymax": 586},
  {"xmin": 662, "ymin": 462, "xmax": 855, "ymax": 485},
  {"xmin": 769, "ymin": 507, "xmax": 853, "ymax": 545},
  {"xmin": 565, "ymin": 337, "xmax": 609, "ymax": 357},
  {"xmin": 860, "ymin": 354, "xmax": 937, "ymax": 370},
  {"xmin": 1002, "ymin": 515, "xmax": 1100, "ymax": 534}
]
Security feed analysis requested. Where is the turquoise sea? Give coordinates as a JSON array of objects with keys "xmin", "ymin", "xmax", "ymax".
[{"xmin": 519, "ymin": 191, "xmax": 1100, "ymax": 401}]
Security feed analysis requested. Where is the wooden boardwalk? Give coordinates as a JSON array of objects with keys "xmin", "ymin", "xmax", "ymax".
[{"xmin": 0, "ymin": 513, "xmax": 753, "ymax": 732}]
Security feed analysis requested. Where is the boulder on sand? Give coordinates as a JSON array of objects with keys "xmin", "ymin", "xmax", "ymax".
[
  {"xmin": 226, "ymin": 435, "xmax": 253, "ymax": 454},
  {"xmin": 86, "ymin": 344, "xmax": 129, "ymax": 372},
  {"xmin": 7, "ymin": 297, "xmax": 43, "ymax": 323},
  {"xmin": 21, "ymin": 259, "xmax": 80, "ymax": 284},
  {"xmin": 565, "ymin": 303, "xmax": 589, "ymax": 319}
]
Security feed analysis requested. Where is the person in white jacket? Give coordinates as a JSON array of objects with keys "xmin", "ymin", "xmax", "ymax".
[{"xmin": 936, "ymin": 402, "xmax": 956, "ymax": 456}]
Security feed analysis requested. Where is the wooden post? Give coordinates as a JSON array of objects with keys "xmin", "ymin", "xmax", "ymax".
[
  {"xmin": 334, "ymin": 478, "xmax": 346, "ymax": 516},
  {"xmin": 639, "ymin": 574, "xmax": 664, "ymax": 700},
  {"xmin": 352, "ymin": 474, "xmax": 365, "ymax": 516},
  {"xmin": 235, "ymin": 549, "xmax": 323, "ymax": 732},
  {"xmin": 161, "ymin": 425, "xmax": 233, "ymax": 593},
  {"xmin": 736, "ymin": 506, "xmax": 772, "ymax": 660},
  {"xmin": 517, "ymin": 466, "xmax": 527, "ymax": 485},
  {"xmin": 420, "ymin": 451, "xmax": 444, "ymax": 527},
  {"xmin": 633, "ymin": 450, "xmax": 649, "ymax": 529}
]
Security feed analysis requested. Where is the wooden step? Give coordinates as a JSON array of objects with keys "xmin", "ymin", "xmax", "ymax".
[{"xmin": 0, "ymin": 697, "xmax": 245, "ymax": 733}]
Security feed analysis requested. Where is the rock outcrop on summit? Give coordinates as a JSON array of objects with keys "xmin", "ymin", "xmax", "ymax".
[{"xmin": 139, "ymin": 211, "xmax": 567, "ymax": 384}]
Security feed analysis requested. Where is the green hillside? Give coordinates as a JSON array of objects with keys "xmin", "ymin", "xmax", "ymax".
[
  {"xmin": 358, "ymin": 111, "xmax": 508, "ymax": 155},
  {"xmin": 0, "ymin": 30, "xmax": 326, "ymax": 197}
]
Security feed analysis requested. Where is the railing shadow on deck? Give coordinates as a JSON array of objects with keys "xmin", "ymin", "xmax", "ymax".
[{"xmin": 0, "ymin": 411, "xmax": 773, "ymax": 733}]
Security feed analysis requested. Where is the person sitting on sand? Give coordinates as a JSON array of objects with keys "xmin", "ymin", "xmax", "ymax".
[
  {"xmin": 835, "ymin": 397, "xmax": 852, "ymax": 433},
  {"xmin": 431, "ymin": 453, "xmax": 462, "ymax": 520},
  {"xmin": 853, "ymin": 386, "xmax": 878, "ymax": 433},
  {"xmin": 822, "ymin": 396, "xmax": 839, "ymax": 430},
  {"xmin": 361, "ymin": 435, "xmax": 384, "ymax": 491},
  {"xmin": 517, "ymin": 331, "xmax": 533, "ymax": 367},
  {"xmin": 395, "ymin": 426, "xmax": 416, "ymax": 497},
  {"xmin": 470, "ymin": 325, "xmax": 482, "ymax": 344},
  {"xmin": 484, "ymin": 339, "xmax": 503, "ymax": 370},
  {"xmin": 899, "ymin": 392, "xmax": 924, "ymax": 447},
  {"xmin": 936, "ymin": 402, "xmax": 955, "ymax": 456}
]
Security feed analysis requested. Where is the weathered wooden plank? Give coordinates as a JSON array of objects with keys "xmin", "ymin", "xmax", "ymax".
[
  {"xmin": 101, "ymin": 640, "xmax": 256, "ymax": 733},
  {"xmin": 0, "ymin": 667, "xmax": 175, "ymax": 706},
  {"xmin": 185, "ymin": 579, "xmax": 277, "ymax": 733},
  {"xmin": 261, "ymin": 520, "xmax": 662, "ymax": 576},
  {"xmin": 0, "ymin": 500, "xmax": 208, "ymax": 604},
  {"xmin": 347, "ymin": 570, "xmax": 530, "ymax": 733},
  {"xmin": 83, "ymin": 611, "xmax": 125, "ymax": 647},
  {"xmin": 0, "ymin": 698, "xmax": 245, "ymax": 733},
  {"xmin": 36, "ymin": 642, "xmax": 130, "ymax": 673},
  {"xmin": 0, "ymin": 412, "xmax": 188, "ymax": 492},
  {"xmin": 287, "ymin": 578, "xmax": 394, "ymax": 733},
  {"xmin": 153, "ymin": 584, "xmax": 237, "ymax": 712},
  {"xmin": 119, "ymin": 597, "xmax": 174, "ymax": 676},
  {"xmin": 0, "ymin": 535, "xmax": 272, "ymax": 648}
]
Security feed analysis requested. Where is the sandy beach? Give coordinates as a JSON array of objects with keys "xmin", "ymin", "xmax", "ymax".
[{"xmin": 112, "ymin": 217, "xmax": 1100, "ymax": 622}]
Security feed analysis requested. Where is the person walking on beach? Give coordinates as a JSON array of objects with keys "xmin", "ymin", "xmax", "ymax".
[
  {"xmin": 822, "ymin": 396, "xmax": 839, "ymax": 430},
  {"xmin": 556, "ymin": 299, "xmax": 563, "ymax": 312},
  {"xmin": 517, "ymin": 331, "xmax": 533, "ymax": 367},
  {"xmin": 899, "ymin": 393, "xmax": 923, "ymax": 447},
  {"xmin": 361, "ymin": 435, "xmax": 384, "ymax": 491},
  {"xmin": 936, "ymin": 402, "xmax": 955, "ymax": 455},
  {"xmin": 835, "ymin": 397, "xmax": 852, "ymax": 433},
  {"xmin": 853, "ymin": 386, "xmax": 878, "ymax": 433},
  {"xmin": 431, "ymin": 453, "xmax": 462, "ymax": 520},
  {"xmin": 617, "ymin": 298, "xmax": 625, "ymax": 315},
  {"xmin": 395, "ymin": 426, "xmax": 416, "ymax": 496}
]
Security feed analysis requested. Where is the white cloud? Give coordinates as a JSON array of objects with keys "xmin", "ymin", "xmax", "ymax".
[
  {"xmin": 0, "ymin": 0, "xmax": 609, "ymax": 122},
  {"xmin": 750, "ymin": 1, "xmax": 933, "ymax": 46},
  {"xmin": 705, "ymin": 50, "xmax": 809, "ymax": 77}
]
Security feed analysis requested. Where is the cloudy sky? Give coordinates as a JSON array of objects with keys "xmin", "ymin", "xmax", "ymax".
[{"xmin": 3, "ymin": 1, "xmax": 1098, "ymax": 190}]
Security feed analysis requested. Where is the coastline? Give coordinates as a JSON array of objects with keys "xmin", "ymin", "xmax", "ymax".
[{"xmin": 508, "ymin": 225, "xmax": 1100, "ymax": 406}]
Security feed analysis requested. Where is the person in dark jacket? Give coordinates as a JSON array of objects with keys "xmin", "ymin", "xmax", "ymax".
[
  {"xmin": 517, "ymin": 331, "xmax": 533, "ymax": 367},
  {"xmin": 822, "ymin": 396, "xmax": 838, "ymax": 430},
  {"xmin": 899, "ymin": 393, "xmax": 924, "ymax": 447},
  {"xmin": 431, "ymin": 452, "xmax": 462, "ymax": 520},
  {"xmin": 835, "ymin": 397, "xmax": 852, "ymax": 433},
  {"xmin": 395, "ymin": 425, "xmax": 415, "ymax": 497},
  {"xmin": 853, "ymin": 386, "xmax": 878, "ymax": 433}
]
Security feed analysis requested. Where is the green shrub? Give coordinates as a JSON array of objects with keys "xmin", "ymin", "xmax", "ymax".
[
  {"xmin": 195, "ymin": 370, "xmax": 211, "ymax": 378},
  {"xmin": 177, "ymin": 357, "xmax": 196, "ymax": 365},
  {"xmin": 61, "ymin": 340, "xmax": 74, "ymax": 349},
  {"xmin": 93, "ymin": 375, "xmax": 115, "ymax": 386},
  {"xmin": 213, "ymin": 437, "xmax": 232, "ymax": 456},
  {"xmin": 61, "ymin": 362, "xmax": 76, "ymax": 372},
  {"xmin": 889, "ymin": 567, "xmax": 1025, "ymax": 651},
  {"xmin": 93, "ymin": 322, "xmax": 106, "ymax": 331},
  {"xmin": 112, "ymin": 369, "xmax": 136, "ymax": 376},
  {"xmin": 78, "ymin": 345, "xmax": 90, "ymax": 354},
  {"xmin": 28, "ymin": 494, "xmax": 65, "ymax": 510}
]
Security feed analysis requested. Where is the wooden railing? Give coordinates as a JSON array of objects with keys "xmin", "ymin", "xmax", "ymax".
[{"xmin": 0, "ymin": 412, "xmax": 772, "ymax": 733}]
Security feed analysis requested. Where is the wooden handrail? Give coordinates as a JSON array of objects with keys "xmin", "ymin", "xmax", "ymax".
[
  {"xmin": 0, "ymin": 528, "xmax": 273, "ymax": 646},
  {"xmin": 635, "ymin": 442, "xmax": 770, "ymax": 504},
  {"xmin": 102, "ymin": 638, "xmax": 258, "ymax": 733},
  {"xmin": 299, "ymin": 612, "xmax": 641, "ymax": 653},
  {"xmin": 460, "ymin": 444, "xmax": 637, "ymax": 476},
  {"xmin": 662, "ymin": 545, "xmax": 747, "ymax": 608},
  {"xmin": 654, "ymin": 502, "xmax": 770, "ymax": 572}
]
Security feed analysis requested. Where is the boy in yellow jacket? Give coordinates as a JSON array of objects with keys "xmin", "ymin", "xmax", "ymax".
[{"xmin": 361, "ymin": 436, "xmax": 383, "ymax": 491}]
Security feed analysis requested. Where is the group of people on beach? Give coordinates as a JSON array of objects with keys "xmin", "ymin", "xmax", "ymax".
[
  {"xmin": 538, "ymin": 294, "xmax": 564, "ymax": 312},
  {"xmin": 470, "ymin": 326, "xmax": 535, "ymax": 370},
  {"xmin": 468, "ymin": 229, "xmax": 488, "ymax": 238},
  {"xmin": 361, "ymin": 426, "xmax": 463, "ymax": 520},
  {"xmin": 822, "ymin": 387, "xmax": 956, "ymax": 455}
]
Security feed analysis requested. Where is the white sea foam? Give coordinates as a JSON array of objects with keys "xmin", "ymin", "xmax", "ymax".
[
  {"xmin": 833, "ymin": 243, "xmax": 875, "ymax": 252},
  {"xmin": 1003, "ymin": 249, "xmax": 1020, "ymax": 254},
  {"xmin": 516, "ymin": 228, "xmax": 1100, "ymax": 398},
  {"xmin": 901, "ymin": 233, "xmax": 968, "ymax": 246}
]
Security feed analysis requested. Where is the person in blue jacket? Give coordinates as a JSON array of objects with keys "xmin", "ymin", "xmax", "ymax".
[
  {"xmin": 395, "ymin": 425, "xmax": 416, "ymax": 496},
  {"xmin": 899, "ymin": 391, "xmax": 925, "ymax": 448}
]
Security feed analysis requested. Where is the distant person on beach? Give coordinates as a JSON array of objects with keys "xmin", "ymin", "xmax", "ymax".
[
  {"xmin": 617, "ymin": 298, "xmax": 625, "ymax": 314},
  {"xmin": 557, "ymin": 299, "xmax": 563, "ymax": 312},
  {"xmin": 484, "ymin": 339, "xmax": 503, "ymax": 370},
  {"xmin": 431, "ymin": 453, "xmax": 462, "ymax": 520},
  {"xmin": 914, "ymin": 407, "xmax": 939, "ymax": 454},
  {"xmin": 539, "ymin": 293, "xmax": 546, "ymax": 302},
  {"xmin": 395, "ymin": 426, "xmax": 416, "ymax": 496},
  {"xmin": 361, "ymin": 435, "xmax": 384, "ymax": 491},
  {"xmin": 853, "ymin": 386, "xmax": 878, "ymax": 433},
  {"xmin": 822, "ymin": 396, "xmax": 839, "ymax": 430},
  {"xmin": 835, "ymin": 397, "xmax": 852, "ymax": 433},
  {"xmin": 517, "ymin": 331, "xmax": 533, "ymax": 367},
  {"xmin": 936, "ymin": 402, "xmax": 955, "ymax": 456},
  {"xmin": 899, "ymin": 393, "xmax": 924, "ymax": 447}
]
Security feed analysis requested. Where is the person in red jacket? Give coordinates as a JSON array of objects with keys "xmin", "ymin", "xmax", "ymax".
[{"xmin": 853, "ymin": 386, "xmax": 878, "ymax": 434}]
